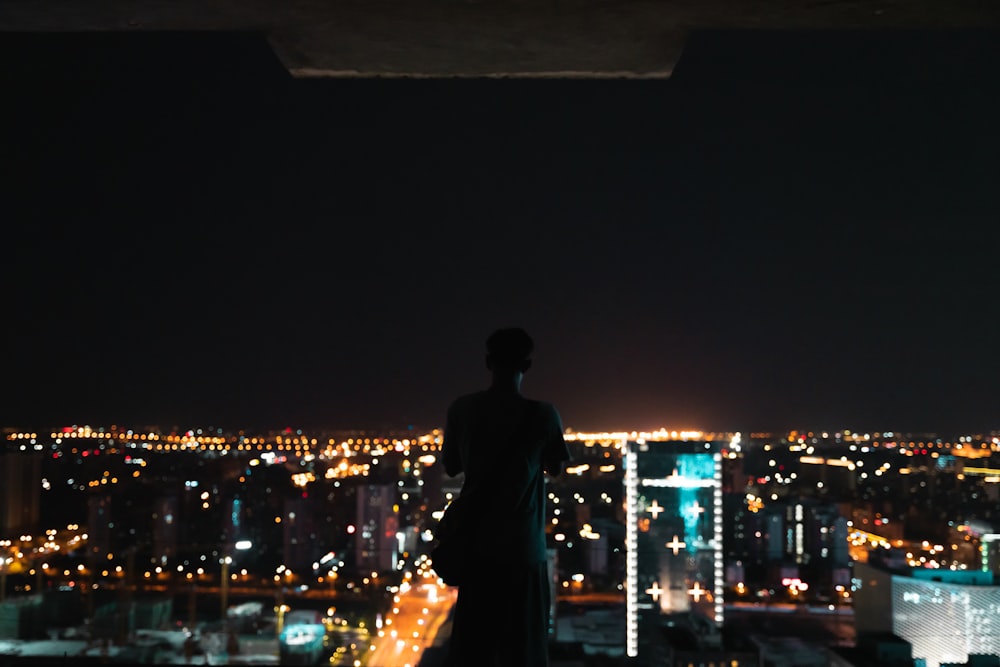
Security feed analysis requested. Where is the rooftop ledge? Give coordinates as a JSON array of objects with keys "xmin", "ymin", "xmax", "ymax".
[{"xmin": 2, "ymin": 0, "xmax": 1000, "ymax": 77}]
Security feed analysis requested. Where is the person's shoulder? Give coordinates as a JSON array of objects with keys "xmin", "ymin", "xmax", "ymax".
[
  {"xmin": 448, "ymin": 391, "xmax": 487, "ymax": 413},
  {"xmin": 525, "ymin": 398, "xmax": 562, "ymax": 422},
  {"xmin": 526, "ymin": 398, "xmax": 556, "ymax": 411}
]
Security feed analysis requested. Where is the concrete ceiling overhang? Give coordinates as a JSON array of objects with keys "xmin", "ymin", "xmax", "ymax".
[{"xmin": 2, "ymin": 0, "xmax": 1000, "ymax": 77}]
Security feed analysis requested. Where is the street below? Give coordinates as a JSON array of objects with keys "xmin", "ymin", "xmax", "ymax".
[{"xmin": 367, "ymin": 581, "xmax": 457, "ymax": 667}]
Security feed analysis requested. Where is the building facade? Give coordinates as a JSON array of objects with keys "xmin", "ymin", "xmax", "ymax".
[
  {"xmin": 0, "ymin": 448, "xmax": 43, "ymax": 538},
  {"xmin": 355, "ymin": 484, "xmax": 399, "ymax": 573},
  {"xmin": 854, "ymin": 560, "xmax": 1000, "ymax": 667},
  {"xmin": 625, "ymin": 438, "xmax": 726, "ymax": 660},
  {"xmin": 151, "ymin": 495, "xmax": 178, "ymax": 561}
]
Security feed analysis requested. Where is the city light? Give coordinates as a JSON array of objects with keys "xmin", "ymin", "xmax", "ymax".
[{"xmin": 2, "ymin": 425, "xmax": 998, "ymax": 666}]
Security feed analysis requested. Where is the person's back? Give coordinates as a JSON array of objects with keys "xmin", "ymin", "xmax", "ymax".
[{"xmin": 441, "ymin": 327, "xmax": 570, "ymax": 667}]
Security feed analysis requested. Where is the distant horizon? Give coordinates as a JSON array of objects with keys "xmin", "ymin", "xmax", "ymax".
[{"xmin": 4, "ymin": 421, "xmax": 998, "ymax": 439}]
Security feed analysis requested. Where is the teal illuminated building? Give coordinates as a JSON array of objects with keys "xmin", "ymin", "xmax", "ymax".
[
  {"xmin": 279, "ymin": 610, "xmax": 328, "ymax": 665},
  {"xmin": 624, "ymin": 435, "xmax": 733, "ymax": 660}
]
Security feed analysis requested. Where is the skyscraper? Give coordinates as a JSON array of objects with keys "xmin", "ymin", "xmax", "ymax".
[
  {"xmin": 624, "ymin": 437, "xmax": 726, "ymax": 661},
  {"xmin": 355, "ymin": 484, "xmax": 399, "ymax": 573},
  {"xmin": 86, "ymin": 493, "xmax": 113, "ymax": 563},
  {"xmin": 151, "ymin": 495, "xmax": 178, "ymax": 562},
  {"xmin": 0, "ymin": 448, "xmax": 43, "ymax": 537},
  {"xmin": 283, "ymin": 495, "xmax": 321, "ymax": 570}
]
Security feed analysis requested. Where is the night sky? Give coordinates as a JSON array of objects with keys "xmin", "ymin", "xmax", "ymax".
[{"xmin": 3, "ymin": 30, "xmax": 999, "ymax": 435}]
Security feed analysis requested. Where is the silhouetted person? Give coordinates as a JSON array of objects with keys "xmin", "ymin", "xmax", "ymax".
[{"xmin": 441, "ymin": 327, "xmax": 570, "ymax": 667}]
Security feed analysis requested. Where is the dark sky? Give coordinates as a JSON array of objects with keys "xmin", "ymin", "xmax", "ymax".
[{"xmin": 3, "ymin": 30, "xmax": 999, "ymax": 435}]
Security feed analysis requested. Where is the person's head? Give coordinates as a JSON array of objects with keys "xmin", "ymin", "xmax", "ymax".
[{"xmin": 485, "ymin": 327, "xmax": 534, "ymax": 375}]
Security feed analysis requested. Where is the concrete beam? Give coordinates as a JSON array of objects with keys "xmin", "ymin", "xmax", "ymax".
[{"xmin": 2, "ymin": 0, "xmax": 999, "ymax": 77}]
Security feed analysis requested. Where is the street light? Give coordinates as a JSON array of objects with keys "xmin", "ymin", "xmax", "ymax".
[
  {"xmin": 0, "ymin": 555, "xmax": 12, "ymax": 603},
  {"xmin": 221, "ymin": 556, "xmax": 233, "ymax": 626},
  {"xmin": 276, "ymin": 604, "xmax": 290, "ymax": 636}
]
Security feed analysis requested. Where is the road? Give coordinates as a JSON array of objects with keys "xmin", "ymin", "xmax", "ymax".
[{"xmin": 366, "ymin": 580, "xmax": 457, "ymax": 667}]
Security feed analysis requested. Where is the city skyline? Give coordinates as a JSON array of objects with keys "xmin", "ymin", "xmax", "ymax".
[
  {"xmin": 4, "ymin": 424, "xmax": 999, "ymax": 665},
  {"xmin": 3, "ymin": 32, "xmax": 999, "ymax": 435}
]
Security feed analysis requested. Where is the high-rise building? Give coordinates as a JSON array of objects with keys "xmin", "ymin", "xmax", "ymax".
[
  {"xmin": 582, "ymin": 518, "xmax": 613, "ymax": 577},
  {"xmin": 764, "ymin": 509, "xmax": 785, "ymax": 563},
  {"xmin": 222, "ymin": 495, "xmax": 246, "ymax": 551},
  {"xmin": 86, "ymin": 493, "xmax": 113, "ymax": 562},
  {"xmin": 808, "ymin": 503, "xmax": 850, "ymax": 571},
  {"xmin": 854, "ymin": 560, "xmax": 1000, "ymax": 667},
  {"xmin": 624, "ymin": 437, "xmax": 727, "ymax": 662},
  {"xmin": 0, "ymin": 448, "xmax": 43, "ymax": 538},
  {"xmin": 355, "ymin": 484, "xmax": 399, "ymax": 573},
  {"xmin": 283, "ymin": 495, "xmax": 321, "ymax": 570},
  {"xmin": 776, "ymin": 498, "xmax": 850, "ymax": 568},
  {"xmin": 151, "ymin": 496, "xmax": 178, "ymax": 562}
]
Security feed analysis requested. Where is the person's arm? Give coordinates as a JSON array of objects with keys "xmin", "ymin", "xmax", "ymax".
[
  {"xmin": 442, "ymin": 401, "xmax": 463, "ymax": 477},
  {"xmin": 542, "ymin": 404, "xmax": 571, "ymax": 478}
]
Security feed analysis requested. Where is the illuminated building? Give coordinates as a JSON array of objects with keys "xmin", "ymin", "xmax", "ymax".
[
  {"xmin": 278, "ymin": 609, "xmax": 327, "ymax": 665},
  {"xmin": 854, "ymin": 560, "xmax": 1000, "ymax": 667},
  {"xmin": 726, "ymin": 492, "xmax": 851, "ymax": 592},
  {"xmin": 222, "ymin": 496, "xmax": 245, "ymax": 550},
  {"xmin": 355, "ymin": 484, "xmax": 399, "ymax": 572},
  {"xmin": 582, "ymin": 517, "xmax": 615, "ymax": 576},
  {"xmin": 774, "ymin": 499, "xmax": 850, "ymax": 584},
  {"xmin": 763, "ymin": 508, "xmax": 785, "ymax": 563},
  {"xmin": 624, "ymin": 437, "xmax": 727, "ymax": 661},
  {"xmin": 957, "ymin": 520, "xmax": 1000, "ymax": 575}
]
